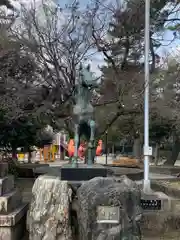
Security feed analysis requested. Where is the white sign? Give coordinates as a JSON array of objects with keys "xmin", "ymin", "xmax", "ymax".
[{"xmin": 97, "ymin": 206, "xmax": 120, "ymax": 224}]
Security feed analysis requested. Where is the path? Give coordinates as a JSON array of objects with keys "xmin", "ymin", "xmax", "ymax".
[{"xmin": 149, "ymin": 172, "xmax": 176, "ymax": 180}]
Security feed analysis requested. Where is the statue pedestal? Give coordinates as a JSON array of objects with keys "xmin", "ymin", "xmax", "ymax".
[{"xmin": 61, "ymin": 164, "xmax": 107, "ymax": 181}]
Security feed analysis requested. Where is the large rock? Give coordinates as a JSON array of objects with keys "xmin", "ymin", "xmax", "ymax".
[
  {"xmin": 27, "ymin": 175, "xmax": 73, "ymax": 240},
  {"xmin": 76, "ymin": 176, "xmax": 142, "ymax": 240}
]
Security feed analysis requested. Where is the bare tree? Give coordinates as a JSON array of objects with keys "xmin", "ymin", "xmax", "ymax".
[
  {"xmin": 10, "ymin": 0, "xmax": 97, "ymax": 123},
  {"xmin": 7, "ymin": 0, "xmax": 180, "ymax": 139},
  {"xmin": 84, "ymin": 0, "xmax": 180, "ymax": 159},
  {"xmin": 82, "ymin": 0, "xmax": 147, "ymax": 139},
  {"xmin": 89, "ymin": 0, "xmax": 180, "ymax": 117}
]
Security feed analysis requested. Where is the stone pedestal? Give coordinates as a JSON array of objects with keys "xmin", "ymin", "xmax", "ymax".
[
  {"xmin": 76, "ymin": 175, "xmax": 142, "ymax": 240},
  {"xmin": 0, "ymin": 162, "xmax": 28, "ymax": 240},
  {"xmin": 140, "ymin": 190, "xmax": 180, "ymax": 236},
  {"xmin": 0, "ymin": 163, "xmax": 8, "ymax": 178},
  {"xmin": 61, "ymin": 164, "xmax": 107, "ymax": 181},
  {"xmin": 27, "ymin": 175, "xmax": 73, "ymax": 240}
]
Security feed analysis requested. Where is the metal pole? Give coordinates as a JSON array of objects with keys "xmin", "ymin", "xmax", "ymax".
[
  {"xmin": 63, "ymin": 133, "xmax": 66, "ymax": 160},
  {"xmin": 143, "ymin": 0, "xmax": 151, "ymax": 193},
  {"xmin": 59, "ymin": 133, "xmax": 61, "ymax": 161},
  {"xmin": 105, "ymin": 131, "xmax": 108, "ymax": 165}
]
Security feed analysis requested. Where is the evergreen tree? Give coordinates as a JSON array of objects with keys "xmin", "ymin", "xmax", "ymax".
[{"xmin": 93, "ymin": 0, "xmax": 180, "ymax": 159}]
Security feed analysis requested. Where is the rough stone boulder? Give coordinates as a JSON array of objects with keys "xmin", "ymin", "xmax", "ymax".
[
  {"xmin": 76, "ymin": 176, "xmax": 142, "ymax": 240},
  {"xmin": 27, "ymin": 175, "xmax": 73, "ymax": 240}
]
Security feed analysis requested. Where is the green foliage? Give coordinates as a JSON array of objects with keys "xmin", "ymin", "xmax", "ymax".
[
  {"xmin": 95, "ymin": 0, "xmax": 180, "ymax": 144},
  {"xmin": 167, "ymin": 24, "xmax": 180, "ymax": 31},
  {"xmin": 0, "ymin": 108, "xmax": 51, "ymax": 150},
  {"xmin": 149, "ymin": 118, "xmax": 173, "ymax": 142},
  {"xmin": 106, "ymin": 0, "xmax": 172, "ymax": 67},
  {"xmin": 0, "ymin": 32, "xmax": 55, "ymax": 151}
]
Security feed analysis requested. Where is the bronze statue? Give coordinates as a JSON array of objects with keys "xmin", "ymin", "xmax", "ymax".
[{"xmin": 72, "ymin": 63, "xmax": 98, "ymax": 167}]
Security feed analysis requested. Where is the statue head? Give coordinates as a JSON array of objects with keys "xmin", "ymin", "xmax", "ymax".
[
  {"xmin": 73, "ymin": 63, "xmax": 96, "ymax": 117},
  {"xmin": 79, "ymin": 63, "xmax": 97, "ymax": 87}
]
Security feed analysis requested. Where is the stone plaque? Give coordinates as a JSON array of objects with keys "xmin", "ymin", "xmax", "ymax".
[{"xmin": 97, "ymin": 206, "xmax": 120, "ymax": 224}]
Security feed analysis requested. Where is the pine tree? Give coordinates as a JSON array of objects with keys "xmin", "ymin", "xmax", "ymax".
[
  {"xmin": 94, "ymin": 0, "xmax": 179, "ymax": 158},
  {"xmin": 106, "ymin": 0, "xmax": 174, "ymax": 71}
]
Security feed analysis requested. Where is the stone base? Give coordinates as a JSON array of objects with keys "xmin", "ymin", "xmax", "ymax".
[
  {"xmin": 141, "ymin": 191, "xmax": 171, "ymax": 211},
  {"xmin": 61, "ymin": 164, "xmax": 107, "ymax": 181},
  {"xmin": 0, "ymin": 204, "xmax": 28, "ymax": 240},
  {"xmin": 141, "ymin": 194, "xmax": 180, "ymax": 236},
  {"xmin": 140, "ymin": 190, "xmax": 180, "ymax": 235},
  {"xmin": 142, "ymin": 211, "xmax": 180, "ymax": 236},
  {"xmin": 0, "ymin": 215, "xmax": 26, "ymax": 240},
  {"xmin": 0, "ymin": 175, "xmax": 14, "ymax": 196},
  {"xmin": 0, "ymin": 163, "xmax": 8, "ymax": 178},
  {"xmin": 151, "ymin": 180, "xmax": 180, "ymax": 199},
  {"xmin": 0, "ymin": 190, "xmax": 22, "ymax": 214},
  {"xmin": 0, "ymin": 204, "xmax": 28, "ymax": 227}
]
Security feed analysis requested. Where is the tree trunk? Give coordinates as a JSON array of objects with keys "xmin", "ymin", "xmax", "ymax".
[
  {"xmin": 154, "ymin": 143, "xmax": 159, "ymax": 166},
  {"xmin": 60, "ymin": 146, "xmax": 64, "ymax": 160},
  {"xmin": 12, "ymin": 146, "xmax": 17, "ymax": 160},
  {"xmin": 164, "ymin": 136, "xmax": 180, "ymax": 166},
  {"xmin": 133, "ymin": 138, "xmax": 141, "ymax": 160},
  {"xmin": 11, "ymin": 146, "xmax": 18, "ymax": 166},
  {"xmin": 28, "ymin": 149, "xmax": 32, "ymax": 163}
]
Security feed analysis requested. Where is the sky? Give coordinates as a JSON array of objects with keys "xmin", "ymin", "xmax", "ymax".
[{"xmin": 156, "ymin": 3, "xmax": 180, "ymax": 59}]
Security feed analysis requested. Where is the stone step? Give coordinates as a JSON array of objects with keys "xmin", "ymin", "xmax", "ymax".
[
  {"xmin": 151, "ymin": 180, "xmax": 180, "ymax": 199},
  {"xmin": 0, "ymin": 203, "xmax": 28, "ymax": 240},
  {"xmin": 0, "ymin": 190, "xmax": 22, "ymax": 214},
  {"xmin": 0, "ymin": 203, "xmax": 28, "ymax": 226},
  {"xmin": 0, "ymin": 163, "xmax": 8, "ymax": 178},
  {"xmin": 0, "ymin": 175, "xmax": 14, "ymax": 196}
]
